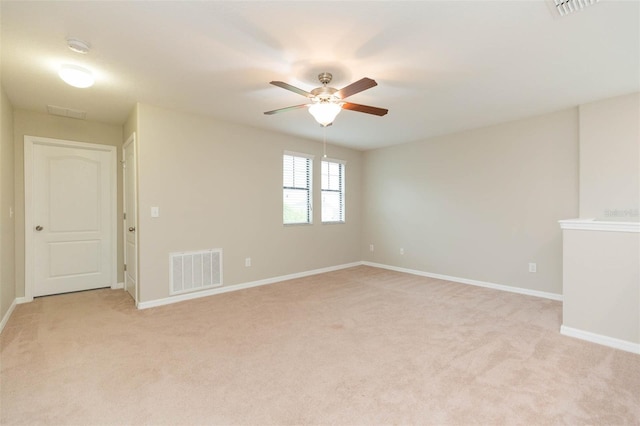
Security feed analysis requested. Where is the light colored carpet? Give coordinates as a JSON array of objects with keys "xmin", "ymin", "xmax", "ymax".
[{"xmin": 1, "ymin": 266, "xmax": 638, "ymax": 425}]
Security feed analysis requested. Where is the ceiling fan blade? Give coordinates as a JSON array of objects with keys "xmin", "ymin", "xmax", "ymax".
[
  {"xmin": 264, "ymin": 104, "xmax": 309, "ymax": 115},
  {"xmin": 341, "ymin": 102, "xmax": 388, "ymax": 116},
  {"xmin": 269, "ymin": 81, "xmax": 314, "ymax": 98},
  {"xmin": 335, "ymin": 77, "xmax": 377, "ymax": 99}
]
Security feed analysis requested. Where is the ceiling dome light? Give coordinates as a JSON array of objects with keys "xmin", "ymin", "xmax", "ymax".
[
  {"xmin": 59, "ymin": 64, "xmax": 95, "ymax": 88},
  {"xmin": 308, "ymin": 101, "xmax": 342, "ymax": 127}
]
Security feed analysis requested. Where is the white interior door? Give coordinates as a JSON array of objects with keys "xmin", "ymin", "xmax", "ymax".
[
  {"xmin": 26, "ymin": 136, "xmax": 116, "ymax": 298},
  {"xmin": 123, "ymin": 134, "xmax": 138, "ymax": 303}
]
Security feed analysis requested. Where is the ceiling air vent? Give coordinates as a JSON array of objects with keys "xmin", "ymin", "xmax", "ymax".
[
  {"xmin": 553, "ymin": 0, "xmax": 600, "ymax": 17},
  {"xmin": 47, "ymin": 105, "xmax": 87, "ymax": 120}
]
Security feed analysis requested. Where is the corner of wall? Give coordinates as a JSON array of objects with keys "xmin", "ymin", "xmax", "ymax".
[
  {"xmin": 124, "ymin": 103, "xmax": 140, "ymax": 143},
  {"xmin": 0, "ymin": 84, "xmax": 17, "ymax": 324}
]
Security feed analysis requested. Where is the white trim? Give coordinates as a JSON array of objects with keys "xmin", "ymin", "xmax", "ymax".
[
  {"xmin": 112, "ymin": 282, "xmax": 124, "ymax": 290},
  {"xmin": 137, "ymin": 261, "xmax": 563, "ymax": 310},
  {"xmin": 322, "ymin": 157, "xmax": 346, "ymax": 165},
  {"xmin": 16, "ymin": 297, "xmax": 31, "ymax": 304},
  {"xmin": 137, "ymin": 262, "xmax": 361, "ymax": 310},
  {"xmin": 122, "ymin": 133, "xmax": 138, "ymax": 305},
  {"xmin": 284, "ymin": 150, "xmax": 314, "ymax": 159},
  {"xmin": 362, "ymin": 261, "xmax": 563, "ymax": 301},
  {"xmin": 24, "ymin": 136, "xmax": 118, "ymax": 300},
  {"xmin": 560, "ymin": 325, "xmax": 640, "ymax": 354},
  {"xmin": 24, "ymin": 138, "xmax": 34, "ymax": 301},
  {"xmin": 0, "ymin": 299, "xmax": 17, "ymax": 334},
  {"xmin": 559, "ymin": 218, "xmax": 640, "ymax": 233}
]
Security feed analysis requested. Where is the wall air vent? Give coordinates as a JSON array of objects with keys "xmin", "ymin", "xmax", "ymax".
[
  {"xmin": 47, "ymin": 105, "xmax": 87, "ymax": 120},
  {"xmin": 170, "ymin": 249, "xmax": 222, "ymax": 295},
  {"xmin": 553, "ymin": 0, "xmax": 600, "ymax": 17}
]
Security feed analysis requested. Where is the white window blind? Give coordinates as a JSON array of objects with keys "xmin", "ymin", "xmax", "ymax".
[
  {"xmin": 321, "ymin": 159, "xmax": 345, "ymax": 223},
  {"xmin": 283, "ymin": 152, "xmax": 313, "ymax": 224}
]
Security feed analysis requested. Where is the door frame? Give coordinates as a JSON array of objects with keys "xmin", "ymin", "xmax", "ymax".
[
  {"xmin": 24, "ymin": 135, "xmax": 117, "ymax": 301},
  {"xmin": 122, "ymin": 132, "xmax": 139, "ymax": 306}
]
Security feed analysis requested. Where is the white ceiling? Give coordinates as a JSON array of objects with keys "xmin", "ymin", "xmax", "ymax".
[{"xmin": 1, "ymin": 1, "xmax": 638, "ymax": 150}]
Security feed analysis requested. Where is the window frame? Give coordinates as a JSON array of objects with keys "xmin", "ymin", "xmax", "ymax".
[
  {"xmin": 321, "ymin": 158, "xmax": 346, "ymax": 224},
  {"xmin": 283, "ymin": 151, "xmax": 314, "ymax": 225}
]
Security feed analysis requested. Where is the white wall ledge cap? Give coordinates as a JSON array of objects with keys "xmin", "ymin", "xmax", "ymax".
[{"xmin": 559, "ymin": 218, "xmax": 640, "ymax": 233}]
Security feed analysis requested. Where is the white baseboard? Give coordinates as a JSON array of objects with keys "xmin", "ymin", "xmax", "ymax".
[
  {"xmin": 137, "ymin": 262, "xmax": 362, "ymax": 310},
  {"xmin": 362, "ymin": 261, "xmax": 563, "ymax": 301},
  {"xmin": 561, "ymin": 325, "xmax": 640, "ymax": 354},
  {"xmin": 0, "ymin": 299, "xmax": 17, "ymax": 334},
  {"xmin": 1, "ymin": 297, "xmax": 43, "ymax": 335},
  {"xmin": 112, "ymin": 282, "xmax": 124, "ymax": 290}
]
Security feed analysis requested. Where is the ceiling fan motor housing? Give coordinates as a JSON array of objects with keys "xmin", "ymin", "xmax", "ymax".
[
  {"xmin": 318, "ymin": 72, "xmax": 333, "ymax": 85},
  {"xmin": 312, "ymin": 73, "xmax": 340, "ymax": 103},
  {"xmin": 311, "ymin": 86, "xmax": 340, "ymax": 104}
]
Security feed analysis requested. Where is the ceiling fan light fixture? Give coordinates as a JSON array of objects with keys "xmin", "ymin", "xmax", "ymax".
[
  {"xmin": 308, "ymin": 101, "xmax": 342, "ymax": 126},
  {"xmin": 59, "ymin": 64, "xmax": 94, "ymax": 88}
]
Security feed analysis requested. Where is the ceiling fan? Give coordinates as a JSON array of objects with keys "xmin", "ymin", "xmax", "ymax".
[{"xmin": 264, "ymin": 72, "xmax": 389, "ymax": 127}]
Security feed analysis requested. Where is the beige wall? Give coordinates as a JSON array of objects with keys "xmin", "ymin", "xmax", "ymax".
[
  {"xmin": 578, "ymin": 92, "xmax": 640, "ymax": 219},
  {"xmin": 4, "ymin": 93, "xmax": 634, "ymax": 315},
  {"xmin": 362, "ymin": 108, "xmax": 579, "ymax": 295},
  {"xmin": 562, "ymin": 229, "xmax": 639, "ymax": 344},
  {"xmin": 13, "ymin": 110, "xmax": 124, "ymax": 297},
  {"xmin": 560, "ymin": 92, "xmax": 640, "ymax": 348},
  {"xmin": 1, "ymin": 86, "xmax": 16, "ymax": 320},
  {"xmin": 135, "ymin": 104, "xmax": 362, "ymax": 303}
]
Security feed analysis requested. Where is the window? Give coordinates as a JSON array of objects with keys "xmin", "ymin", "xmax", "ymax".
[
  {"xmin": 283, "ymin": 152, "xmax": 313, "ymax": 224},
  {"xmin": 321, "ymin": 159, "xmax": 345, "ymax": 223}
]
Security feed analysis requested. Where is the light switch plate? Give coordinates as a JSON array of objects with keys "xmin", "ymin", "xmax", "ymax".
[{"xmin": 151, "ymin": 206, "xmax": 159, "ymax": 218}]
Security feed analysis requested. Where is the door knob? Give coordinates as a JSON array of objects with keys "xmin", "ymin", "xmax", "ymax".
[
  {"xmin": 128, "ymin": 227, "xmax": 136, "ymax": 232},
  {"xmin": 35, "ymin": 225, "xmax": 43, "ymax": 231}
]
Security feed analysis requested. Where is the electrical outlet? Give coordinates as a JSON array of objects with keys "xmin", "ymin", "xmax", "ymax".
[
  {"xmin": 529, "ymin": 263, "xmax": 537, "ymax": 273},
  {"xmin": 245, "ymin": 257, "xmax": 251, "ymax": 267},
  {"xmin": 400, "ymin": 248, "xmax": 404, "ymax": 255},
  {"xmin": 369, "ymin": 244, "xmax": 374, "ymax": 252}
]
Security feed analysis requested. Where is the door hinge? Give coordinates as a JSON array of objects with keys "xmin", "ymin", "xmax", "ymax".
[
  {"xmin": 124, "ymin": 212, "xmax": 127, "ymax": 220},
  {"xmin": 120, "ymin": 160, "xmax": 126, "ymax": 168},
  {"xmin": 124, "ymin": 264, "xmax": 127, "ymax": 271}
]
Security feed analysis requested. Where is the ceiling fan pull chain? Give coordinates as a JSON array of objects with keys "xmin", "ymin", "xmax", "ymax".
[{"xmin": 323, "ymin": 126, "xmax": 327, "ymax": 158}]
